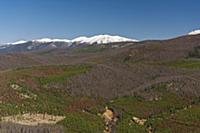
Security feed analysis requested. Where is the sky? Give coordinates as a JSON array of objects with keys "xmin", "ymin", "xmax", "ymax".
[{"xmin": 0, "ymin": 0, "xmax": 200, "ymax": 43}]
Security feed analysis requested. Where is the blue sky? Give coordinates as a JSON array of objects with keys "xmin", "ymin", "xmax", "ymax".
[{"xmin": 0, "ymin": 0, "xmax": 200, "ymax": 43}]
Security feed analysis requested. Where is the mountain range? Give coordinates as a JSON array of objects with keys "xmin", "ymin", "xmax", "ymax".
[
  {"xmin": 1, "ymin": 29, "xmax": 200, "ymax": 54},
  {"xmin": 0, "ymin": 35, "xmax": 137, "ymax": 53}
]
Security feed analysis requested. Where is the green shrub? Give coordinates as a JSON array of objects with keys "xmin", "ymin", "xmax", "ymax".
[{"xmin": 58, "ymin": 112, "xmax": 104, "ymax": 133}]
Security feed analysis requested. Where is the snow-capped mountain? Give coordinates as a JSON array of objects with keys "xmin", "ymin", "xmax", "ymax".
[
  {"xmin": 72, "ymin": 35, "xmax": 138, "ymax": 44},
  {"xmin": 0, "ymin": 39, "xmax": 72, "ymax": 53},
  {"xmin": 188, "ymin": 29, "xmax": 200, "ymax": 35},
  {"xmin": 0, "ymin": 35, "xmax": 137, "ymax": 53},
  {"xmin": 3, "ymin": 35, "xmax": 137, "ymax": 46}
]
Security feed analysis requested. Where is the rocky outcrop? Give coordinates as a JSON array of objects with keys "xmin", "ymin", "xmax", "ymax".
[{"xmin": 102, "ymin": 106, "xmax": 118, "ymax": 133}]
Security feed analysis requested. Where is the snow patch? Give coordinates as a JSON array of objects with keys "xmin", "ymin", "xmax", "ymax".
[
  {"xmin": 32, "ymin": 38, "xmax": 71, "ymax": 43},
  {"xmin": 188, "ymin": 29, "xmax": 200, "ymax": 35},
  {"xmin": 6, "ymin": 40, "xmax": 27, "ymax": 45}
]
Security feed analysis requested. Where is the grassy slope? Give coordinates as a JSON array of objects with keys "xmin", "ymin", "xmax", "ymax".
[
  {"xmin": 0, "ymin": 65, "xmax": 105, "ymax": 132},
  {"xmin": 58, "ymin": 112, "xmax": 104, "ymax": 133},
  {"xmin": 1, "ymin": 57, "xmax": 200, "ymax": 132},
  {"xmin": 150, "ymin": 104, "xmax": 200, "ymax": 133}
]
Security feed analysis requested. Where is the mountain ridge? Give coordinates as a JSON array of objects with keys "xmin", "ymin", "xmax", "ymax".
[
  {"xmin": 2, "ymin": 34, "xmax": 137, "ymax": 46},
  {"xmin": 0, "ymin": 34, "xmax": 137, "ymax": 53}
]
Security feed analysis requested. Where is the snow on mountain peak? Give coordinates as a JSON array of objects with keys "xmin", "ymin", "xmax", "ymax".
[
  {"xmin": 188, "ymin": 29, "xmax": 200, "ymax": 35},
  {"xmin": 72, "ymin": 36, "xmax": 88, "ymax": 43},
  {"xmin": 72, "ymin": 34, "xmax": 138, "ymax": 44},
  {"xmin": 2, "ymin": 35, "xmax": 138, "ymax": 47},
  {"xmin": 32, "ymin": 38, "xmax": 71, "ymax": 43},
  {"xmin": 9, "ymin": 40, "xmax": 27, "ymax": 45}
]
